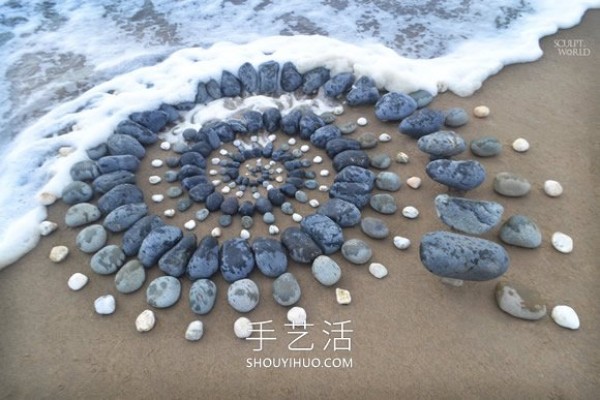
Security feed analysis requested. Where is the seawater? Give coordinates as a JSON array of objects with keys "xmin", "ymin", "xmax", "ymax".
[{"xmin": 0, "ymin": 0, "xmax": 598, "ymax": 269}]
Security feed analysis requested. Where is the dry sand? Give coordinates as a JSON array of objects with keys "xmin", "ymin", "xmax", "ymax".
[{"xmin": 1, "ymin": 10, "xmax": 599, "ymax": 400}]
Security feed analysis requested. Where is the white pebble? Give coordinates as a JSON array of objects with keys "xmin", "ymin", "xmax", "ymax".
[
  {"xmin": 292, "ymin": 213, "xmax": 303, "ymax": 223},
  {"xmin": 357, "ymin": 117, "xmax": 368, "ymax": 126},
  {"xmin": 309, "ymin": 199, "xmax": 320, "ymax": 208},
  {"xmin": 396, "ymin": 152, "xmax": 409, "ymax": 164},
  {"xmin": 336, "ymin": 288, "xmax": 352, "ymax": 305},
  {"xmin": 211, "ymin": 157, "xmax": 220, "ymax": 165},
  {"xmin": 266, "ymin": 184, "xmax": 275, "ymax": 191},
  {"xmin": 252, "ymin": 192, "xmax": 261, "ymax": 200},
  {"xmin": 512, "ymin": 138, "xmax": 530, "ymax": 152},
  {"xmin": 135, "ymin": 310, "xmax": 156, "ymax": 333},
  {"xmin": 544, "ymin": 180, "xmax": 563, "ymax": 197},
  {"xmin": 163, "ymin": 209, "xmax": 176, "ymax": 218},
  {"xmin": 320, "ymin": 169, "xmax": 330, "ymax": 177},
  {"xmin": 300, "ymin": 144, "xmax": 310, "ymax": 153},
  {"xmin": 209, "ymin": 169, "xmax": 218, "ymax": 176},
  {"xmin": 212, "ymin": 179, "xmax": 221, "ymax": 186},
  {"xmin": 151, "ymin": 159, "xmax": 164, "ymax": 168},
  {"xmin": 318, "ymin": 185, "xmax": 329, "ymax": 192},
  {"xmin": 406, "ymin": 176, "xmax": 422, "ymax": 189},
  {"xmin": 221, "ymin": 186, "xmax": 231, "ymax": 194},
  {"xmin": 288, "ymin": 138, "xmax": 296, "ymax": 145},
  {"xmin": 148, "ymin": 175, "xmax": 161, "ymax": 185},
  {"xmin": 94, "ymin": 295, "xmax": 115, "ymax": 315},
  {"xmin": 233, "ymin": 139, "xmax": 241, "ymax": 147},
  {"xmin": 185, "ymin": 320, "xmax": 204, "ymax": 341},
  {"xmin": 275, "ymin": 167, "xmax": 283, "ymax": 174},
  {"xmin": 473, "ymin": 105, "xmax": 490, "ymax": 118},
  {"xmin": 240, "ymin": 229, "xmax": 251, "ymax": 240},
  {"xmin": 235, "ymin": 191, "xmax": 244, "ymax": 198},
  {"xmin": 38, "ymin": 192, "xmax": 57, "ymax": 206},
  {"xmin": 402, "ymin": 206, "xmax": 419, "ymax": 219},
  {"xmin": 268, "ymin": 225, "xmax": 279, "ymax": 235},
  {"xmin": 393, "ymin": 236, "xmax": 411, "ymax": 250},
  {"xmin": 275, "ymin": 176, "xmax": 284, "ymax": 183},
  {"xmin": 49, "ymin": 246, "xmax": 69, "ymax": 263},
  {"xmin": 211, "ymin": 227, "xmax": 222, "ymax": 238},
  {"xmin": 268, "ymin": 134, "xmax": 277, "ymax": 142},
  {"xmin": 378, "ymin": 133, "xmax": 391, "ymax": 142},
  {"xmin": 184, "ymin": 220, "xmax": 196, "ymax": 230},
  {"xmin": 552, "ymin": 232, "xmax": 573, "ymax": 254},
  {"xmin": 39, "ymin": 221, "xmax": 58, "ymax": 236},
  {"xmin": 219, "ymin": 148, "xmax": 229, "ymax": 156},
  {"xmin": 551, "ymin": 305, "xmax": 580, "ymax": 330},
  {"xmin": 333, "ymin": 105, "xmax": 344, "ymax": 115},
  {"xmin": 441, "ymin": 277, "xmax": 464, "ymax": 287},
  {"xmin": 228, "ymin": 182, "xmax": 237, "ymax": 188},
  {"xmin": 58, "ymin": 146, "xmax": 74, "ymax": 156},
  {"xmin": 234, "ymin": 317, "xmax": 253, "ymax": 339},
  {"xmin": 287, "ymin": 307, "xmax": 307, "ymax": 327},
  {"xmin": 256, "ymin": 158, "xmax": 262, "ymax": 166},
  {"xmin": 313, "ymin": 155, "xmax": 323, "ymax": 164},
  {"xmin": 250, "ymin": 135, "xmax": 258, "ymax": 142},
  {"xmin": 151, "ymin": 194, "xmax": 164, "ymax": 203},
  {"xmin": 160, "ymin": 141, "xmax": 171, "ymax": 150},
  {"xmin": 269, "ymin": 160, "xmax": 276, "ymax": 166},
  {"xmin": 67, "ymin": 273, "xmax": 88, "ymax": 291},
  {"xmin": 369, "ymin": 263, "xmax": 388, "ymax": 279}
]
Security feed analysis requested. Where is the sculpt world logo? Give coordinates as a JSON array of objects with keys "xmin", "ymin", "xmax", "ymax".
[{"xmin": 554, "ymin": 39, "xmax": 591, "ymax": 56}]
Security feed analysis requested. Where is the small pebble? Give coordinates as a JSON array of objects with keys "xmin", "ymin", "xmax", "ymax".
[
  {"xmin": 250, "ymin": 135, "xmax": 258, "ymax": 142},
  {"xmin": 313, "ymin": 155, "xmax": 323, "ymax": 164},
  {"xmin": 300, "ymin": 144, "xmax": 310, "ymax": 153},
  {"xmin": 275, "ymin": 167, "xmax": 283, "ymax": 174},
  {"xmin": 50, "ymin": 246, "xmax": 69, "ymax": 263},
  {"xmin": 263, "ymin": 212, "xmax": 276, "ymax": 224},
  {"xmin": 441, "ymin": 277, "xmax": 464, "ymax": 287},
  {"xmin": 38, "ymin": 192, "xmax": 57, "ymax": 205},
  {"xmin": 336, "ymin": 288, "xmax": 352, "ymax": 305},
  {"xmin": 94, "ymin": 295, "xmax": 116, "ymax": 315},
  {"xmin": 67, "ymin": 273, "xmax": 88, "ymax": 291},
  {"xmin": 166, "ymin": 186, "xmax": 183, "ymax": 198},
  {"xmin": 135, "ymin": 310, "xmax": 156, "ymax": 333},
  {"xmin": 240, "ymin": 229, "xmax": 251, "ymax": 240},
  {"xmin": 196, "ymin": 209, "xmax": 210, "ymax": 221},
  {"xmin": 39, "ymin": 221, "xmax": 58, "ymax": 236},
  {"xmin": 212, "ymin": 180, "xmax": 221, "ymax": 186},
  {"xmin": 544, "ymin": 180, "xmax": 563, "ymax": 197},
  {"xmin": 185, "ymin": 320, "xmax": 204, "ymax": 341},
  {"xmin": 393, "ymin": 236, "xmax": 411, "ymax": 250},
  {"xmin": 275, "ymin": 176, "xmax": 284, "ymax": 183},
  {"xmin": 369, "ymin": 263, "xmax": 388, "ymax": 279},
  {"xmin": 551, "ymin": 305, "xmax": 580, "ymax": 330},
  {"xmin": 163, "ymin": 209, "xmax": 175, "ymax": 218},
  {"xmin": 184, "ymin": 220, "xmax": 196, "ymax": 230},
  {"xmin": 211, "ymin": 227, "xmax": 222, "ymax": 238},
  {"xmin": 319, "ymin": 185, "xmax": 329, "ymax": 192},
  {"xmin": 552, "ymin": 232, "xmax": 573, "ymax": 253},
  {"xmin": 222, "ymin": 186, "xmax": 231, "ymax": 194},
  {"xmin": 209, "ymin": 169, "xmax": 218, "ymax": 176},
  {"xmin": 357, "ymin": 117, "xmax": 368, "ymax": 126},
  {"xmin": 219, "ymin": 148, "xmax": 228, "ymax": 156},
  {"xmin": 151, "ymin": 159, "xmax": 164, "ymax": 168},
  {"xmin": 219, "ymin": 215, "xmax": 232, "ymax": 227},
  {"xmin": 151, "ymin": 194, "xmax": 164, "ymax": 203},
  {"xmin": 252, "ymin": 192, "xmax": 260, "ymax": 199},
  {"xmin": 320, "ymin": 169, "xmax": 330, "ymax": 177},
  {"xmin": 149, "ymin": 176, "xmax": 161, "ymax": 185},
  {"xmin": 309, "ymin": 199, "xmax": 320, "ymax": 208},
  {"xmin": 234, "ymin": 317, "xmax": 253, "ymax": 339},
  {"xmin": 512, "ymin": 138, "xmax": 530, "ymax": 152},
  {"xmin": 268, "ymin": 225, "xmax": 279, "ymax": 235},
  {"xmin": 406, "ymin": 177, "xmax": 422, "ymax": 189},
  {"xmin": 211, "ymin": 157, "xmax": 220, "ymax": 165},
  {"xmin": 268, "ymin": 134, "xmax": 277, "ymax": 142},
  {"xmin": 395, "ymin": 152, "xmax": 409, "ymax": 164},
  {"xmin": 333, "ymin": 106, "xmax": 344, "ymax": 115},
  {"xmin": 236, "ymin": 191, "xmax": 244, "ymax": 198},
  {"xmin": 288, "ymin": 138, "xmax": 297, "ymax": 146},
  {"xmin": 402, "ymin": 206, "xmax": 419, "ymax": 219},
  {"xmin": 160, "ymin": 141, "xmax": 171, "ymax": 150},
  {"xmin": 292, "ymin": 213, "xmax": 303, "ymax": 223},
  {"xmin": 378, "ymin": 133, "xmax": 391, "ymax": 142},
  {"xmin": 287, "ymin": 307, "xmax": 307, "ymax": 327},
  {"xmin": 59, "ymin": 146, "xmax": 74, "ymax": 156},
  {"xmin": 473, "ymin": 105, "xmax": 490, "ymax": 118}
]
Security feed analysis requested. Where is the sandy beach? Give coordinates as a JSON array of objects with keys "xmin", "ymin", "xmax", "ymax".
[{"xmin": 1, "ymin": 9, "xmax": 599, "ymax": 400}]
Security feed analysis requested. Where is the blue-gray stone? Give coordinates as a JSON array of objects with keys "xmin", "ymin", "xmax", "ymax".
[
  {"xmin": 499, "ymin": 215, "xmax": 542, "ymax": 249},
  {"xmin": 90, "ymin": 245, "xmax": 125, "ymax": 275},
  {"xmin": 146, "ymin": 276, "xmax": 181, "ymax": 308},
  {"xmin": 252, "ymin": 237, "xmax": 288, "ymax": 278},
  {"xmin": 267, "ymin": 188, "xmax": 286, "ymax": 206},
  {"xmin": 202, "ymin": 120, "xmax": 234, "ymax": 145},
  {"xmin": 65, "ymin": 203, "xmax": 101, "ymax": 227},
  {"xmin": 300, "ymin": 214, "xmax": 344, "ymax": 255},
  {"xmin": 115, "ymin": 259, "xmax": 146, "ymax": 294},
  {"xmin": 195, "ymin": 208, "xmax": 210, "ymax": 222},
  {"xmin": 346, "ymin": 76, "xmax": 380, "ymax": 106},
  {"xmin": 338, "ymin": 121, "xmax": 358, "ymax": 135},
  {"xmin": 241, "ymin": 216, "xmax": 254, "ymax": 229},
  {"xmin": 227, "ymin": 279, "xmax": 259, "ymax": 312},
  {"xmin": 189, "ymin": 279, "xmax": 217, "ymax": 315},
  {"xmin": 310, "ymin": 124, "xmax": 341, "ymax": 149},
  {"xmin": 360, "ymin": 217, "xmax": 389, "ymax": 239},
  {"xmin": 106, "ymin": 134, "xmax": 145, "ymax": 159},
  {"xmin": 206, "ymin": 79, "xmax": 222, "ymax": 99},
  {"xmin": 280, "ymin": 61, "xmax": 303, "ymax": 92},
  {"xmin": 341, "ymin": 239, "xmax": 372, "ymax": 265},
  {"xmin": 399, "ymin": 108, "xmax": 445, "ymax": 139},
  {"xmin": 160, "ymin": 104, "xmax": 179, "ymax": 123},
  {"xmin": 369, "ymin": 153, "xmax": 391, "ymax": 169},
  {"xmin": 227, "ymin": 119, "xmax": 247, "ymax": 134},
  {"xmin": 311, "ymin": 255, "xmax": 342, "ymax": 286},
  {"xmin": 221, "ymin": 70, "xmax": 241, "ymax": 97},
  {"xmin": 178, "ymin": 165, "xmax": 205, "ymax": 183},
  {"xmin": 76, "ymin": 224, "xmax": 107, "ymax": 253},
  {"xmin": 70, "ymin": 160, "xmax": 100, "ymax": 182},
  {"xmin": 263, "ymin": 212, "xmax": 276, "ymax": 225},
  {"xmin": 92, "ymin": 170, "xmax": 136, "ymax": 194},
  {"xmin": 220, "ymin": 197, "xmax": 239, "ymax": 215},
  {"xmin": 129, "ymin": 110, "xmax": 169, "ymax": 134},
  {"xmin": 445, "ymin": 107, "xmax": 469, "ymax": 127},
  {"xmin": 272, "ymin": 272, "xmax": 301, "ymax": 306},
  {"xmin": 299, "ymin": 111, "xmax": 325, "ymax": 140},
  {"xmin": 324, "ymin": 72, "xmax": 355, "ymax": 98},
  {"xmin": 335, "ymin": 165, "xmax": 375, "ymax": 189},
  {"xmin": 255, "ymin": 196, "xmax": 273, "ymax": 214},
  {"xmin": 374, "ymin": 92, "xmax": 417, "ymax": 121},
  {"xmin": 326, "ymin": 138, "xmax": 361, "ymax": 158},
  {"xmin": 187, "ymin": 236, "xmax": 220, "ymax": 280},
  {"xmin": 243, "ymin": 110, "xmax": 263, "ymax": 133},
  {"xmin": 189, "ymin": 183, "xmax": 215, "ymax": 203},
  {"xmin": 375, "ymin": 171, "xmax": 402, "ymax": 192},
  {"xmin": 295, "ymin": 191, "xmax": 308, "ymax": 203},
  {"xmin": 62, "ymin": 181, "xmax": 93, "ymax": 205},
  {"xmin": 179, "ymin": 152, "xmax": 206, "ymax": 168},
  {"xmin": 121, "ymin": 215, "xmax": 164, "ymax": 257},
  {"xmin": 167, "ymin": 186, "xmax": 183, "ymax": 198},
  {"xmin": 103, "ymin": 203, "xmax": 148, "ymax": 233},
  {"xmin": 281, "ymin": 202, "xmax": 294, "ymax": 215},
  {"xmin": 115, "ymin": 119, "xmax": 158, "ymax": 144},
  {"xmin": 220, "ymin": 238, "xmax": 255, "ymax": 282},
  {"xmin": 493, "ymin": 172, "xmax": 531, "ymax": 197},
  {"xmin": 205, "ymin": 192, "xmax": 224, "ymax": 211},
  {"xmin": 86, "ymin": 143, "xmax": 107, "ymax": 160},
  {"xmin": 471, "ymin": 136, "xmax": 502, "ymax": 157},
  {"xmin": 97, "ymin": 155, "xmax": 140, "ymax": 174},
  {"xmin": 329, "ymin": 182, "xmax": 372, "ymax": 209},
  {"xmin": 317, "ymin": 198, "xmax": 361, "ymax": 227},
  {"xmin": 417, "ymin": 130, "xmax": 466, "ymax": 158},
  {"xmin": 263, "ymin": 107, "xmax": 282, "ymax": 132},
  {"xmin": 177, "ymin": 197, "xmax": 193, "ymax": 212},
  {"xmin": 332, "ymin": 149, "xmax": 370, "ymax": 172},
  {"xmin": 434, "ymin": 194, "xmax": 504, "ymax": 235},
  {"xmin": 238, "ymin": 62, "xmax": 258, "ymax": 94},
  {"xmin": 258, "ymin": 60, "xmax": 279, "ymax": 95},
  {"xmin": 98, "ymin": 183, "xmax": 143, "ymax": 214},
  {"xmin": 138, "ymin": 225, "xmax": 183, "ymax": 268},
  {"xmin": 369, "ymin": 193, "xmax": 397, "ymax": 215},
  {"xmin": 426, "ymin": 159, "xmax": 486, "ymax": 191},
  {"xmin": 319, "ymin": 111, "xmax": 336, "ymax": 124},
  {"xmin": 304, "ymin": 180, "xmax": 318, "ymax": 190},
  {"xmin": 195, "ymin": 81, "xmax": 210, "ymax": 104},
  {"xmin": 302, "ymin": 66, "xmax": 330, "ymax": 94},
  {"xmin": 159, "ymin": 234, "xmax": 197, "ymax": 277},
  {"xmin": 409, "ymin": 90, "xmax": 434, "ymax": 108},
  {"xmin": 219, "ymin": 214, "xmax": 232, "ymax": 227},
  {"xmin": 419, "ymin": 231, "xmax": 510, "ymax": 281},
  {"xmin": 281, "ymin": 109, "xmax": 302, "ymax": 135},
  {"xmin": 281, "ymin": 227, "xmax": 323, "ymax": 264}
]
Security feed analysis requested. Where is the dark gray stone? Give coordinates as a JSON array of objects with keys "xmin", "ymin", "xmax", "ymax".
[
  {"xmin": 302, "ymin": 66, "xmax": 330, "ymax": 94},
  {"xmin": 138, "ymin": 225, "xmax": 183, "ymax": 268},
  {"xmin": 299, "ymin": 111, "xmax": 325, "ymax": 140},
  {"xmin": 62, "ymin": 181, "xmax": 93, "ymax": 205},
  {"xmin": 334, "ymin": 165, "xmax": 375, "ymax": 189},
  {"xmin": 252, "ymin": 238, "xmax": 288, "ymax": 278},
  {"xmin": 375, "ymin": 171, "xmax": 402, "ymax": 192},
  {"xmin": 92, "ymin": 170, "xmax": 136, "ymax": 194},
  {"xmin": 263, "ymin": 107, "xmax": 282, "ymax": 132},
  {"xmin": 106, "ymin": 134, "xmax": 145, "ymax": 158},
  {"xmin": 444, "ymin": 107, "xmax": 469, "ymax": 127},
  {"xmin": 360, "ymin": 217, "xmax": 389, "ymax": 239},
  {"xmin": 417, "ymin": 130, "xmax": 466, "ymax": 158},
  {"xmin": 189, "ymin": 279, "xmax": 217, "ymax": 315},
  {"xmin": 258, "ymin": 60, "xmax": 279, "ymax": 95},
  {"xmin": 272, "ymin": 272, "xmax": 301, "ymax": 306},
  {"xmin": 369, "ymin": 153, "xmax": 391, "ymax": 169},
  {"xmin": 280, "ymin": 61, "xmax": 303, "ymax": 92},
  {"xmin": 329, "ymin": 182, "xmax": 372, "ymax": 209},
  {"xmin": 70, "ymin": 160, "xmax": 100, "ymax": 182},
  {"xmin": 187, "ymin": 236, "xmax": 220, "ymax": 280},
  {"xmin": 323, "ymin": 72, "xmax": 355, "ymax": 97},
  {"xmin": 159, "ymin": 234, "xmax": 197, "ymax": 277},
  {"xmin": 86, "ymin": 143, "xmax": 108, "ymax": 160},
  {"xmin": 179, "ymin": 152, "xmax": 207, "ymax": 168},
  {"xmin": 115, "ymin": 259, "xmax": 146, "ymax": 294},
  {"xmin": 97, "ymin": 183, "xmax": 143, "ymax": 214},
  {"xmin": 121, "ymin": 215, "xmax": 164, "ymax": 257},
  {"xmin": 103, "ymin": 203, "xmax": 148, "ymax": 233},
  {"xmin": 493, "ymin": 172, "xmax": 531, "ymax": 197},
  {"xmin": 370, "ymin": 193, "xmax": 397, "ymax": 215},
  {"xmin": 300, "ymin": 214, "xmax": 344, "ymax": 255},
  {"xmin": 499, "ymin": 215, "xmax": 542, "ymax": 248},
  {"xmin": 76, "ymin": 224, "xmax": 107, "ymax": 253},
  {"xmin": 332, "ymin": 149, "xmax": 370, "ymax": 172},
  {"xmin": 346, "ymin": 76, "xmax": 380, "ymax": 106},
  {"xmin": 326, "ymin": 138, "xmax": 361, "ymax": 158},
  {"xmin": 317, "ymin": 198, "xmax": 361, "ymax": 227},
  {"xmin": 470, "ymin": 136, "xmax": 502, "ymax": 157},
  {"xmin": 220, "ymin": 238, "xmax": 255, "ymax": 282},
  {"xmin": 310, "ymin": 124, "xmax": 341, "ymax": 148},
  {"xmin": 374, "ymin": 92, "xmax": 417, "ymax": 121},
  {"xmin": 281, "ymin": 227, "xmax": 323, "ymax": 264},
  {"xmin": 189, "ymin": 183, "xmax": 215, "ymax": 203},
  {"xmin": 238, "ymin": 62, "xmax": 258, "ymax": 94},
  {"xmin": 409, "ymin": 90, "xmax": 434, "ymax": 108},
  {"xmin": 399, "ymin": 108, "xmax": 445, "ymax": 139},
  {"xmin": 341, "ymin": 239, "xmax": 372, "ymax": 265},
  {"xmin": 435, "ymin": 194, "xmax": 504, "ymax": 235},
  {"xmin": 425, "ymin": 159, "xmax": 486, "ymax": 191},
  {"xmin": 65, "ymin": 203, "xmax": 101, "ymax": 227},
  {"xmin": 115, "ymin": 119, "xmax": 158, "ymax": 144},
  {"xmin": 227, "ymin": 279, "xmax": 259, "ymax": 312},
  {"xmin": 90, "ymin": 245, "xmax": 125, "ymax": 275},
  {"xmin": 146, "ymin": 276, "xmax": 181, "ymax": 308},
  {"xmin": 357, "ymin": 132, "xmax": 378, "ymax": 149},
  {"xmin": 221, "ymin": 70, "xmax": 241, "ymax": 97},
  {"xmin": 281, "ymin": 109, "xmax": 302, "ymax": 135}
]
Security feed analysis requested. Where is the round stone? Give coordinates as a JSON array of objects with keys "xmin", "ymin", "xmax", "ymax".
[
  {"xmin": 263, "ymin": 212, "xmax": 276, "ymax": 224},
  {"xmin": 189, "ymin": 279, "xmax": 217, "ymax": 315},
  {"xmin": 227, "ymin": 279, "xmax": 260, "ymax": 312},
  {"xmin": 357, "ymin": 117, "xmax": 368, "ymax": 126},
  {"xmin": 292, "ymin": 213, "xmax": 303, "ymax": 223},
  {"xmin": 94, "ymin": 295, "xmax": 116, "ymax": 315},
  {"xmin": 370, "ymin": 193, "xmax": 397, "ymax": 215},
  {"xmin": 358, "ymin": 132, "xmax": 378, "ymax": 149},
  {"xmin": 300, "ymin": 144, "xmax": 310, "ymax": 153},
  {"xmin": 544, "ymin": 180, "xmax": 563, "ymax": 197},
  {"xmin": 402, "ymin": 206, "xmax": 419, "ymax": 219},
  {"xmin": 39, "ymin": 221, "xmax": 58, "ymax": 236},
  {"xmin": 148, "ymin": 176, "xmax": 161, "ymax": 185},
  {"xmin": 495, "ymin": 280, "xmax": 547, "ymax": 320},
  {"xmin": 160, "ymin": 141, "xmax": 171, "ymax": 150},
  {"xmin": 68, "ymin": 273, "xmax": 88, "ymax": 291},
  {"xmin": 184, "ymin": 219, "xmax": 196, "ymax": 230},
  {"xmin": 395, "ymin": 152, "xmax": 409, "ymax": 164},
  {"xmin": 369, "ymin": 263, "xmax": 388, "ymax": 279},
  {"xmin": 164, "ymin": 209, "xmax": 176, "ymax": 217},
  {"xmin": 313, "ymin": 155, "xmax": 323, "ymax": 164},
  {"xmin": 115, "ymin": 259, "xmax": 146, "ymax": 294},
  {"xmin": 268, "ymin": 225, "xmax": 280, "ymax": 235},
  {"xmin": 219, "ymin": 215, "xmax": 232, "ymax": 227},
  {"xmin": 281, "ymin": 202, "xmax": 294, "ymax": 215},
  {"xmin": 185, "ymin": 320, "xmax": 204, "ymax": 341},
  {"xmin": 360, "ymin": 217, "xmax": 389, "ymax": 239},
  {"xmin": 151, "ymin": 194, "xmax": 164, "ymax": 203},
  {"xmin": 375, "ymin": 171, "xmax": 402, "ymax": 192},
  {"xmin": 196, "ymin": 209, "xmax": 210, "ymax": 221},
  {"xmin": 493, "ymin": 172, "xmax": 531, "ymax": 197},
  {"xmin": 311, "ymin": 255, "xmax": 342, "ymax": 286},
  {"xmin": 76, "ymin": 224, "xmax": 107, "ymax": 253},
  {"xmin": 393, "ymin": 236, "xmax": 411, "ymax": 250},
  {"xmin": 146, "ymin": 276, "xmax": 181, "ymax": 308},
  {"xmin": 470, "ymin": 136, "xmax": 502, "ymax": 157},
  {"xmin": 512, "ymin": 138, "xmax": 530, "ymax": 152},
  {"xmin": 473, "ymin": 105, "xmax": 490, "ymax": 118},
  {"xmin": 273, "ymin": 272, "xmax": 301, "ymax": 306},
  {"xmin": 241, "ymin": 216, "xmax": 254, "ymax": 229},
  {"xmin": 444, "ymin": 107, "xmax": 469, "ymax": 127},
  {"xmin": 90, "ymin": 245, "xmax": 125, "ymax": 275},
  {"xmin": 151, "ymin": 159, "xmax": 163, "ymax": 167},
  {"xmin": 379, "ymin": 133, "xmax": 391, "ymax": 142},
  {"xmin": 211, "ymin": 227, "xmax": 222, "ymax": 238},
  {"xmin": 320, "ymin": 169, "xmax": 330, "ymax": 177},
  {"xmin": 551, "ymin": 305, "xmax": 580, "ymax": 330},
  {"xmin": 341, "ymin": 239, "xmax": 372, "ymax": 264},
  {"xmin": 240, "ymin": 229, "xmax": 251, "ymax": 240},
  {"xmin": 370, "ymin": 153, "xmax": 391, "ymax": 169},
  {"xmin": 234, "ymin": 317, "xmax": 253, "ymax": 339},
  {"xmin": 552, "ymin": 232, "xmax": 573, "ymax": 254},
  {"xmin": 295, "ymin": 191, "xmax": 308, "ymax": 203},
  {"xmin": 287, "ymin": 307, "xmax": 307, "ymax": 326},
  {"xmin": 406, "ymin": 176, "xmax": 422, "ymax": 189},
  {"xmin": 499, "ymin": 215, "xmax": 542, "ymax": 248},
  {"xmin": 135, "ymin": 309, "xmax": 156, "ymax": 333}
]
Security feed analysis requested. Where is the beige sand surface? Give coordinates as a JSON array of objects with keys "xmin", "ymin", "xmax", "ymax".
[{"xmin": 1, "ymin": 10, "xmax": 599, "ymax": 400}]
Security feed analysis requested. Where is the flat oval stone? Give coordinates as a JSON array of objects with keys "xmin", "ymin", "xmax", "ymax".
[
  {"xmin": 375, "ymin": 171, "xmax": 402, "ymax": 192},
  {"xmin": 220, "ymin": 238, "xmax": 255, "ymax": 282},
  {"xmin": 317, "ymin": 198, "xmax": 361, "ymax": 227},
  {"xmin": 341, "ymin": 239, "xmax": 372, "ymax": 264},
  {"xmin": 493, "ymin": 172, "xmax": 531, "ymax": 197},
  {"xmin": 426, "ymin": 159, "xmax": 486, "ymax": 191},
  {"xmin": 187, "ymin": 235, "xmax": 220, "ymax": 280},
  {"xmin": 281, "ymin": 227, "xmax": 323, "ymax": 264},
  {"xmin": 332, "ymin": 150, "xmax": 370, "ymax": 172},
  {"xmin": 311, "ymin": 255, "xmax": 342, "ymax": 286},
  {"xmin": 419, "ymin": 231, "xmax": 509, "ymax": 281},
  {"xmin": 94, "ymin": 295, "xmax": 116, "ymax": 315},
  {"xmin": 76, "ymin": 224, "xmax": 108, "ymax": 253},
  {"xmin": 444, "ymin": 107, "xmax": 469, "ymax": 127},
  {"xmin": 326, "ymin": 138, "xmax": 361, "ymax": 158},
  {"xmin": 92, "ymin": 170, "xmax": 136, "ymax": 194},
  {"xmin": 495, "ymin": 280, "xmax": 547, "ymax": 320},
  {"xmin": 499, "ymin": 215, "xmax": 542, "ymax": 248},
  {"xmin": 399, "ymin": 108, "xmax": 445, "ymax": 139},
  {"xmin": 97, "ymin": 183, "xmax": 144, "ymax": 214},
  {"xmin": 146, "ymin": 276, "xmax": 181, "ymax": 308},
  {"xmin": 272, "ymin": 272, "xmax": 301, "ymax": 306},
  {"xmin": 357, "ymin": 132, "xmax": 378, "ymax": 149},
  {"xmin": 138, "ymin": 225, "xmax": 183, "ymax": 268},
  {"xmin": 62, "ymin": 181, "xmax": 94, "ymax": 205},
  {"xmin": 409, "ymin": 89, "xmax": 434, "ymax": 108},
  {"xmin": 310, "ymin": 125, "xmax": 341, "ymax": 149},
  {"xmin": 70, "ymin": 160, "xmax": 100, "ymax": 181},
  {"xmin": 329, "ymin": 182, "xmax": 372, "ymax": 209},
  {"xmin": 346, "ymin": 76, "xmax": 380, "ymax": 106},
  {"xmin": 189, "ymin": 279, "xmax": 217, "ymax": 315},
  {"xmin": 227, "ymin": 278, "xmax": 259, "ymax": 312},
  {"xmin": 324, "ymin": 72, "xmax": 355, "ymax": 97},
  {"xmin": 374, "ymin": 92, "xmax": 417, "ymax": 121},
  {"xmin": 370, "ymin": 193, "xmax": 397, "ymax": 215},
  {"xmin": 97, "ymin": 154, "xmax": 140, "ymax": 174},
  {"xmin": 417, "ymin": 130, "xmax": 466, "ymax": 158},
  {"xmin": 65, "ymin": 203, "xmax": 102, "ymax": 227},
  {"xmin": 252, "ymin": 237, "xmax": 288, "ymax": 278},
  {"xmin": 103, "ymin": 203, "xmax": 148, "ymax": 233},
  {"xmin": 360, "ymin": 217, "xmax": 389, "ymax": 239},
  {"xmin": 470, "ymin": 136, "xmax": 502, "ymax": 157},
  {"xmin": 115, "ymin": 259, "xmax": 146, "ymax": 294},
  {"xmin": 159, "ymin": 234, "xmax": 197, "ymax": 277},
  {"xmin": 369, "ymin": 153, "xmax": 391, "ymax": 169},
  {"xmin": 334, "ymin": 165, "xmax": 376, "ymax": 189},
  {"xmin": 434, "ymin": 194, "xmax": 504, "ymax": 235},
  {"xmin": 552, "ymin": 232, "xmax": 573, "ymax": 254},
  {"xmin": 90, "ymin": 245, "xmax": 125, "ymax": 275},
  {"xmin": 122, "ymin": 215, "xmax": 164, "ymax": 257},
  {"xmin": 300, "ymin": 214, "xmax": 344, "ymax": 255}
]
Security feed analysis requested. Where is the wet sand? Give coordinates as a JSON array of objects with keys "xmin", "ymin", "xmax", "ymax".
[{"xmin": 1, "ymin": 10, "xmax": 599, "ymax": 400}]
